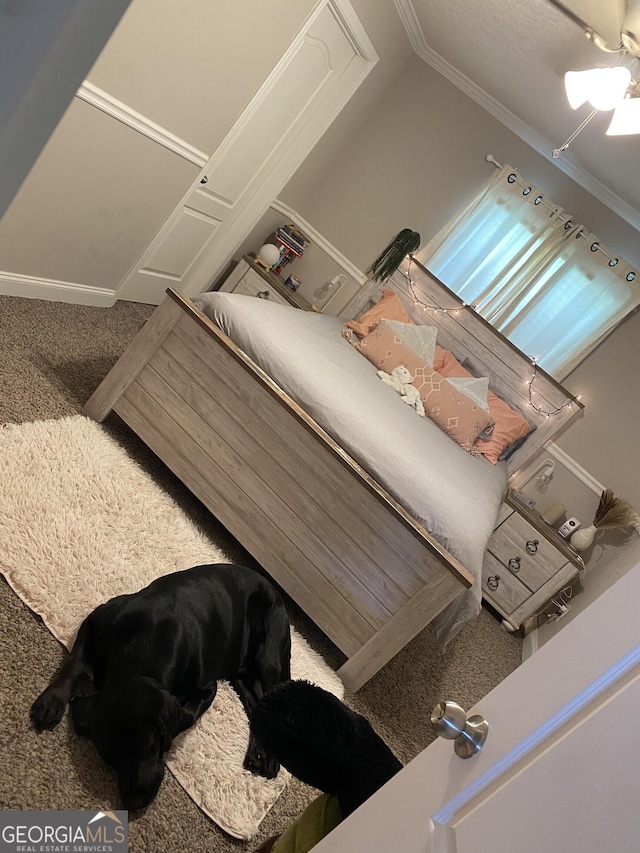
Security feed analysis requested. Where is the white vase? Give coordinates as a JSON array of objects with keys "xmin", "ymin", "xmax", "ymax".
[{"xmin": 570, "ymin": 523, "xmax": 597, "ymax": 551}]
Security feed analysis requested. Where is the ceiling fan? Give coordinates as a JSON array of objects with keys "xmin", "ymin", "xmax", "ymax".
[
  {"xmin": 548, "ymin": 0, "xmax": 640, "ymax": 55},
  {"xmin": 547, "ymin": 0, "xmax": 640, "ymax": 153}
]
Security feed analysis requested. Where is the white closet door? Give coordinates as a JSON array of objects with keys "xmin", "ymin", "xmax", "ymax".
[{"xmin": 117, "ymin": 0, "xmax": 376, "ymax": 304}]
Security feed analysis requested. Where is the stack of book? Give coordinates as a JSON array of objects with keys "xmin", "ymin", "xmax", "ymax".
[{"xmin": 272, "ymin": 224, "xmax": 311, "ymax": 275}]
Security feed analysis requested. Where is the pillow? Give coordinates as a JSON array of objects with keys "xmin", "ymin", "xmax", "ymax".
[
  {"xmin": 499, "ymin": 427, "xmax": 537, "ymax": 461},
  {"xmin": 385, "ymin": 319, "xmax": 438, "ymax": 365},
  {"xmin": 345, "ymin": 287, "xmax": 413, "ymax": 338},
  {"xmin": 354, "ymin": 321, "xmax": 494, "ymax": 452},
  {"xmin": 437, "ymin": 349, "xmax": 531, "ymax": 464},
  {"xmin": 446, "ymin": 376, "xmax": 490, "ymax": 411}
]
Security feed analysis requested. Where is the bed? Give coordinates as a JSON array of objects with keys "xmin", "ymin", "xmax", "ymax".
[{"xmin": 85, "ymin": 257, "xmax": 583, "ymax": 691}]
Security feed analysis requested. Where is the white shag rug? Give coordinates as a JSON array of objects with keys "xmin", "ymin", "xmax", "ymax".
[{"xmin": 0, "ymin": 415, "xmax": 344, "ymax": 839}]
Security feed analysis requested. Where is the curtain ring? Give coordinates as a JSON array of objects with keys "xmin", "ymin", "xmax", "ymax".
[
  {"xmin": 523, "ymin": 186, "xmax": 531, "ymax": 195},
  {"xmin": 609, "ymin": 258, "xmax": 619, "ymax": 267},
  {"xmin": 563, "ymin": 220, "xmax": 573, "ymax": 230},
  {"xmin": 507, "ymin": 173, "xmax": 517, "ymax": 183},
  {"xmin": 534, "ymin": 195, "xmax": 542, "ymax": 205},
  {"xmin": 590, "ymin": 242, "xmax": 599, "ymax": 252},
  {"xmin": 627, "ymin": 271, "xmax": 636, "ymax": 282}
]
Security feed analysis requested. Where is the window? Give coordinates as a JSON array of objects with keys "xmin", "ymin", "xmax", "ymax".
[{"xmin": 418, "ymin": 165, "xmax": 639, "ymax": 379}]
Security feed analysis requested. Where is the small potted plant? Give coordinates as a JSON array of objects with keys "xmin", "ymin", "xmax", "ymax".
[
  {"xmin": 370, "ymin": 229, "xmax": 421, "ymax": 282},
  {"xmin": 570, "ymin": 488, "xmax": 639, "ymax": 551}
]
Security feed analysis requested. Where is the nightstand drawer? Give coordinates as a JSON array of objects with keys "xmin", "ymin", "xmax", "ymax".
[
  {"xmin": 482, "ymin": 552, "xmax": 530, "ymax": 615},
  {"xmin": 233, "ymin": 269, "xmax": 289, "ymax": 304},
  {"xmin": 488, "ymin": 511, "xmax": 567, "ymax": 592}
]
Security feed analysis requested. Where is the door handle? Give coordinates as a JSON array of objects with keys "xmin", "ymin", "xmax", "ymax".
[{"xmin": 431, "ymin": 701, "xmax": 489, "ymax": 758}]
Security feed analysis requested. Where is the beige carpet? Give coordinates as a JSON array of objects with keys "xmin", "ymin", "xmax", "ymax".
[
  {"xmin": 0, "ymin": 414, "xmax": 343, "ymax": 840},
  {"xmin": 0, "ymin": 292, "xmax": 523, "ymax": 852}
]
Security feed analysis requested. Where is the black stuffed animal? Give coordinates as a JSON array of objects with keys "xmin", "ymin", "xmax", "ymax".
[{"xmin": 250, "ymin": 680, "xmax": 402, "ymax": 853}]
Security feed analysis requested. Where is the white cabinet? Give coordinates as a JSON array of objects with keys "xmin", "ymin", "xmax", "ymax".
[{"xmin": 482, "ymin": 491, "xmax": 584, "ymax": 630}]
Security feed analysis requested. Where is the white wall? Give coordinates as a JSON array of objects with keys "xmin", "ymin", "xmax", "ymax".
[
  {"xmin": 0, "ymin": 0, "xmax": 320, "ymax": 303},
  {"xmin": 0, "ymin": 0, "xmax": 131, "ymax": 218}
]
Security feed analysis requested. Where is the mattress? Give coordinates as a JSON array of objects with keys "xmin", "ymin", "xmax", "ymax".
[{"xmin": 192, "ymin": 291, "xmax": 507, "ymax": 648}]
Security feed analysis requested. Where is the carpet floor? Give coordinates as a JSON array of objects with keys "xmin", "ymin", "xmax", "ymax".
[{"xmin": 0, "ymin": 293, "xmax": 523, "ymax": 851}]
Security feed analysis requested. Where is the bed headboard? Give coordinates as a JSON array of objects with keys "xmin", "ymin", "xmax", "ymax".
[{"xmin": 339, "ymin": 256, "xmax": 584, "ymax": 478}]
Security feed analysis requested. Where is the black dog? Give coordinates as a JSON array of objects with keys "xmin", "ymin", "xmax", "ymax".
[
  {"xmin": 31, "ymin": 564, "xmax": 291, "ymax": 811},
  {"xmin": 251, "ymin": 680, "xmax": 402, "ymax": 821}
]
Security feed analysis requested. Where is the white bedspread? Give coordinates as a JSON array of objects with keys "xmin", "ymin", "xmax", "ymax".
[{"xmin": 192, "ymin": 292, "xmax": 507, "ymax": 648}]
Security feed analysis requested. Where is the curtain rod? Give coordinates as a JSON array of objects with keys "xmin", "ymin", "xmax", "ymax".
[
  {"xmin": 483, "ymin": 153, "xmax": 636, "ymax": 279},
  {"xmin": 485, "ymin": 154, "xmax": 503, "ymax": 169}
]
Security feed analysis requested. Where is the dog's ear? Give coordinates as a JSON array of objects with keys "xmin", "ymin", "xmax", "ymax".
[
  {"xmin": 156, "ymin": 691, "xmax": 182, "ymax": 752},
  {"xmin": 70, "ymin": 695, "xmax": 94, "ymax": 737}
]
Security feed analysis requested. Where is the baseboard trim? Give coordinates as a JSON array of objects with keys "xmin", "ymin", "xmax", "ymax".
[
  {"xmin": 0, "ymin": 271, "xmax": 116, "ymax": 307},
  {"xmin": 522, "ymin": 625, "xmax": 540, "ymax": 661}
]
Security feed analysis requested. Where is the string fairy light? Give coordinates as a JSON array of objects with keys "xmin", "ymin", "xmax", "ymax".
[
  {"xmin": 401, "ymin": 254, "xmax": 581, "ymax": 419},
  {"xmin": 401, "ymin": 254, "xmax": 474, "ymax": 314},
  {"xmin": 526, "ymin": 357, "xmax": 582, "ymax": 418}
]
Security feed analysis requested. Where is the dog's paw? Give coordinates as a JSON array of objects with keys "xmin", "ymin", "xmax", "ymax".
[
  {"xmin": 244, "ymin": 737, "xmax": 280, "ymax": 780},
  {"xmin": 30, "ymin": 689, "xmax": 66, "ymax": 731}
]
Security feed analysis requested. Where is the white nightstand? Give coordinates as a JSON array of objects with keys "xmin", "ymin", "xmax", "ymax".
[
  {"xmin": 482, "ymin": 489, "xmax": 585, "ymax": 631},
  {"xmin": 218, "ymin": 255, "xmax": 314, "ymax": 311}
]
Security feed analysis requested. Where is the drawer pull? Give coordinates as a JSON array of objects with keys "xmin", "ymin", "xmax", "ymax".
[
  {"xmin": 487, "ymin": 574, "xmax": 500, "ymax": 590},
  {"xmin": 257, "ymin": 290, "xmax": 271, "ymax": 299},
  {"xmin": 508, "ymin": 556, "xmax": 521, "ymax": 572},
  {"xmin": 526, "ymin": 539, "xmax": 539, "ymax": 554}
]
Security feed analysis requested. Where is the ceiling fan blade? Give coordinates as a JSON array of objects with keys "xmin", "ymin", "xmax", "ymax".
[
  {"xmin": 622, "ymin": 1, "xmax": 640, "ymax": 54},
  {"xmin": 547, "ymin": 0, "xmax": 623, "ymax": 51},
  {"xmin": 546, "ymin": 0, "xmax": 595, "ymax": 34}
]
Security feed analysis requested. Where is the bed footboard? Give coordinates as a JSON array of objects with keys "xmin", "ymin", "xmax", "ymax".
[{"xmin": 86, "ymin": 289, "xmax": 471, "ymax": 691}]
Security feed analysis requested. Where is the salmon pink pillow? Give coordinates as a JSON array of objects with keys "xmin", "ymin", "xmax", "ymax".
[
  {"xmin": 354, "ymin": 321, "xmax": 494, "ymax": 452},
  {"xmin": 345, "ymin": 287, "xmax": 413, "ymax": 339},
  {"xmin": 436, "ymin": 348, "xmax": 531, "ymax": 464}
]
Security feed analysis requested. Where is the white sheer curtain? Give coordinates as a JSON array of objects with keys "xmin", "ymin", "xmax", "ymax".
[{"xmin": 418, "ymin": 164, "xmax": 639, "ymax": 379}]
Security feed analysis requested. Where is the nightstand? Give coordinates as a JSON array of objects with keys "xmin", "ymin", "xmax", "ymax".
[
  {"xmin": 218, "ymin": 255, "xmax": 313, "ymax": 311},
  {"xmin": 482, "ymin": 489, "xmax": 585, "ymax": 631}
]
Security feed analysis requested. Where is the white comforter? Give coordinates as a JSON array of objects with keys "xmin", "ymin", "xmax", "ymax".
[{"xmin": 192, "ymin": 291, "xmax": 507, "ymax": 648}]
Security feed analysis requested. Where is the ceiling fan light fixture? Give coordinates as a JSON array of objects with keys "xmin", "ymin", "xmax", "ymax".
[
  {"xmin": 606, "ymin": 97, "xmax": 640, "ymax": 135},
  {"xmin": 564, "ymin": 67, "xmax": 631, "ymax": 111},
  {"xmin": 564, "ymin": 70, "xmax": 590, "ymax": 109}
]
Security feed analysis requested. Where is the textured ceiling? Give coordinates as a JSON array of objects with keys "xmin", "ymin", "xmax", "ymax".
[{"xmin": 397, "ymin": 0, "xmax": 640, "ymax": 230}]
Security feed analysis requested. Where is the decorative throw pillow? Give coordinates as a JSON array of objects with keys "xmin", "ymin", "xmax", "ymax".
[
  {"xmin": 436, "ymin": 348, "xmax": 531, "ymax": 464},
  {"xmin": 446, "ymin": 376, "xmax": 490, "ymax": 412},
  {"xmin": 345, "ymin": 287, "xmax": 413, "ymax": 339},
  {"xmin": 354, "ymin": 321, "xmax": 494, "ymax": 452},
  {"xmin": 385, "ymin": 319, "xmax": 438, "ymax": 366}
]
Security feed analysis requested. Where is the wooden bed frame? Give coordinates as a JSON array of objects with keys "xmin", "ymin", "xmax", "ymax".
[{"xmin": 85, "ymin": 257, "xmax": 583, "ymax": 691}]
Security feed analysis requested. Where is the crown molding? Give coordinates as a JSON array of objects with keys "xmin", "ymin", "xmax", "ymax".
[{"xmin": 393, "ymin": 0, "xmax": 640, "ymax": 232}]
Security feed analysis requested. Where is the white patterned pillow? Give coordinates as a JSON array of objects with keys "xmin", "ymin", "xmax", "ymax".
[
  {"xmin": 446, "ymin": 375, "xmax": 490, "ymax": 411},
  {"xmin": 385, "ymin": 320, "xmax": 438, "ymax": 365}
]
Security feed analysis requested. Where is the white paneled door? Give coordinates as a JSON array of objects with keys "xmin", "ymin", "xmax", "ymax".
[
  {"xmin": 313, "ymin": 564, "xmax": 640, "ymax": 853},
  {"xmin": 117, "ymin": 0, "xmax": 377, "ymax": 304}
]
